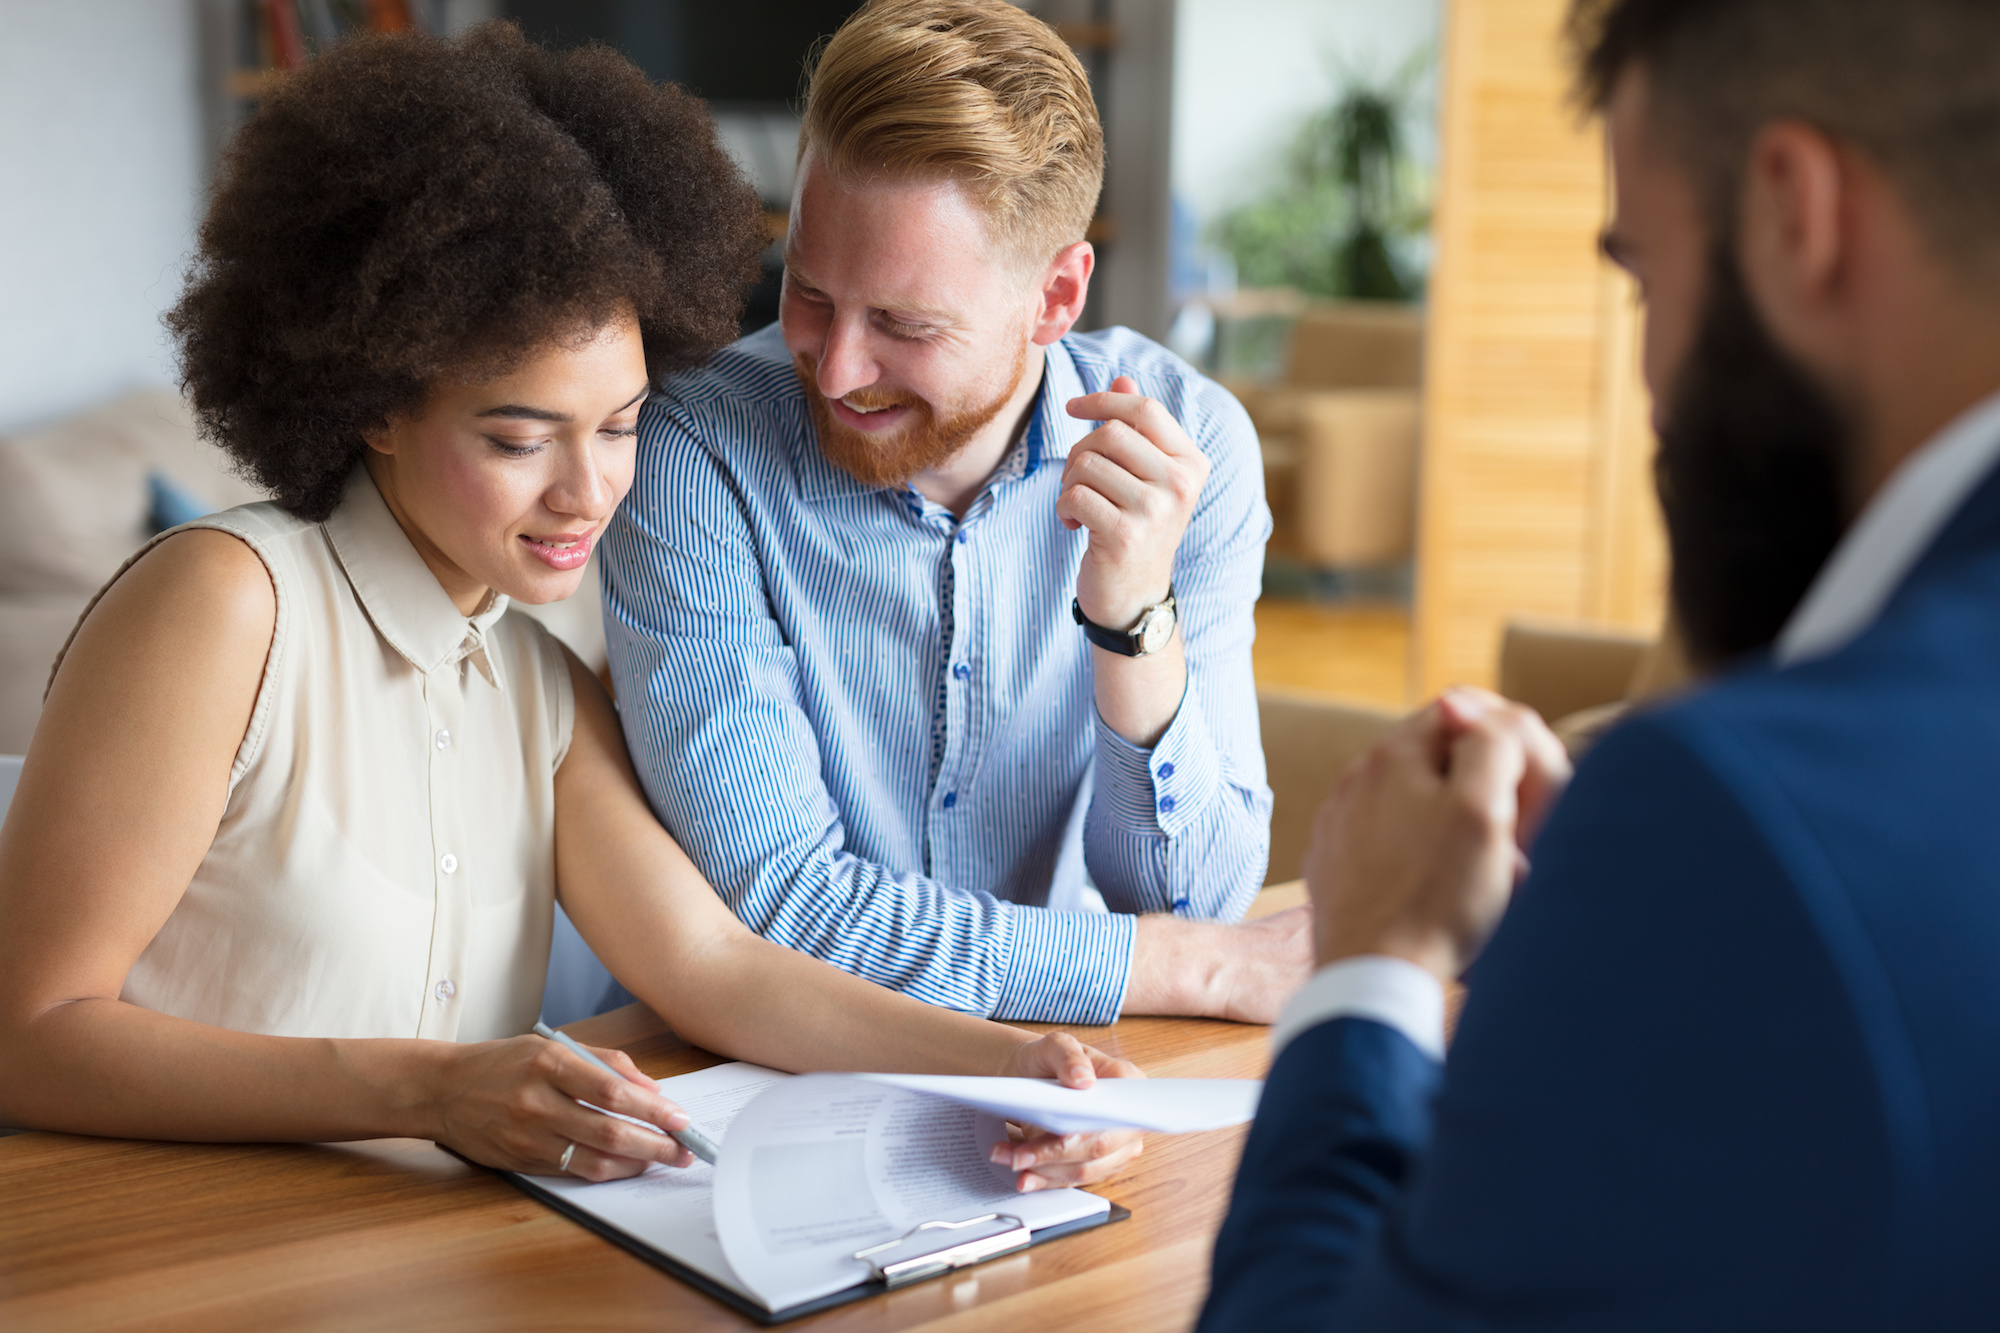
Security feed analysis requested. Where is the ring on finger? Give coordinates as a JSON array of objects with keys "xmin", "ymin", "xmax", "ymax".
[{"xmin": 558, "ymin": 1141, "xmax": 577, "ymax": 1174}]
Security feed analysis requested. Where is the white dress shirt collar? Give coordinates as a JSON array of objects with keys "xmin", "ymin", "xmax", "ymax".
[{"xmin": 1776, "ymin": 386, "xmax": 2000, "ymax": 666}]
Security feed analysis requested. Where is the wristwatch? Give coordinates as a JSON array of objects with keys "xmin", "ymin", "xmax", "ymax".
[{"xmin": 1072, "ymin": 588, "xmax": 1178, "ymax": 657}]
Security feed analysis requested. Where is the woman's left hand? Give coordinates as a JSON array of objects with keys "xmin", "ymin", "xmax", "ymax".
[{"xmin": 992, "ymin": 1032, "xmax": 1146, "ymax": 1192}]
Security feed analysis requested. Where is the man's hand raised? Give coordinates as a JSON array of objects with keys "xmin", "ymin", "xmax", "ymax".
[
  {"xmin": 1060, "ymin": 375, "xmax": 1210, "ymax": 630},
  {"xmin": 1307, "ymin": 688, "xmax": 1573, "ymax": 985}
]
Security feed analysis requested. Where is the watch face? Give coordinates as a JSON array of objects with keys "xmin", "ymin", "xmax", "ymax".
[{"xmin": 1137, "ymin": 602, "xmax": 1176, "ymax": 655}]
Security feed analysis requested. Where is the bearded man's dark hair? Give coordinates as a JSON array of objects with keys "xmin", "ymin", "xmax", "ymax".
[{"xmin": 1568, "ymin": 0, "xmax": 2000, "ymax": 666}]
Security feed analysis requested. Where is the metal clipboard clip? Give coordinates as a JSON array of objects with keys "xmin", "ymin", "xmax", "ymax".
[{"xmin": 853, "ymin": 1213, "xmax": 1032, "ymax": 1288}]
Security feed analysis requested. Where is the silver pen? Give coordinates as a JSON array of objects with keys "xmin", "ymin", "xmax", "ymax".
[{"xmin": 532, "ymin": 1020, "xmax": 720, "ymax": 1165}]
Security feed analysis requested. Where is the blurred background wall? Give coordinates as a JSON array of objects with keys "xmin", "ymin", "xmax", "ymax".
[
  {"xmin": 0, "ymin": 0, "xmax": 204, "ymax": 433},
  {"xmin": 1172, "ymin": 0, "xmax": 1438, "ymax": 299}
]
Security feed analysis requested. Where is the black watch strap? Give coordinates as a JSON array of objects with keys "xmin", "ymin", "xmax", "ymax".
[
  {"xmin": 1072, "ymin": 598, "xmax": 1139, "ymax": 655},
  {"xmin": 1072, "ymin": 590, "xmax": 1176, "ymax": 657}
]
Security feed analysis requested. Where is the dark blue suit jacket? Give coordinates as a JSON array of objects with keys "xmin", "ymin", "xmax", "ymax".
[{"xmin": 1201, "ymin": 463, "xmax": 2000, "ymax": 1331}]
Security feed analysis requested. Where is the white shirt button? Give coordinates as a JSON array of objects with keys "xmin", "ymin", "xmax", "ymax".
[
  {"xmin": 435, "ymin": 728, "xmax": 451, "ymax": 750},
  {"xmin": 439, "ymin": 853, "xmax": 458, "ymax": 874},
  {"xmin": 434, "ymin": 979, "xmax": 455, "ymax": 1001}
]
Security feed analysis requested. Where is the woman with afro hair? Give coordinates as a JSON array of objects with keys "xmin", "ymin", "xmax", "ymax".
[{"xmin": 0, "ymin": 23, "xmax": 1142, "ymax": 1189}]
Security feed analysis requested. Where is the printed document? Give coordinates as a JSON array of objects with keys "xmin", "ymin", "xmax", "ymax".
[{"xmin": 520, "ymin": 1063, "xmax": 1260, "ymax": 1314}]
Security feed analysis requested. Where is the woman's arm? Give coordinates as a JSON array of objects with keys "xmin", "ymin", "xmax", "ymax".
[
  {"xmin": 552, "ymin": 652, "xmax": 1146, "ymax": 1187},
  {"xmin": 0, "ymin": 534, "xmax": 687, "ymax": 1180}
]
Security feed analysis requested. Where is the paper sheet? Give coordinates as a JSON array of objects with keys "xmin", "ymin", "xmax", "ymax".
[
  {"xmin": 528, "ymin": 1061, "xmax": 788, "ymax": 1294},
  {"xmin": 523, "ymin": 1065, "xmax": 1255, "ymax": 1313},
  {"xmin": 852, "ymin": 1073, "xmax": 1263, "ymax": 1135},
  {"xmin": 712, "ymin": 1073, "xmax": 1110, "ymax": 1311}
]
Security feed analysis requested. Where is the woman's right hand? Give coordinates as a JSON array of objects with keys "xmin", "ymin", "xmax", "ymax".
[
  {"xmin": 992, "ymin": 1032, "xmax": 1147, "ymax": 1191},
  {"xmin": 426, "ymin": 1035, "xmax": 696, "ymax": 1180}
]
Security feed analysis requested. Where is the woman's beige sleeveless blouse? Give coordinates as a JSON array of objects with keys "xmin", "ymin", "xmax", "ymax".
[{"xmin": 60, "ymin": 468, "xmax": 574, "ymax": 1043}]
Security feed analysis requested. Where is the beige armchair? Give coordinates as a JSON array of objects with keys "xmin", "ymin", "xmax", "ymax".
[
  {"xmin": 0, "ymin": 390, "xmax": 609, "ymax": 754},
  {"xmin": 1229, "ymin": 301, "xmax": 1424, "ymax": 570},
  {"xmin": 0, "ymin": 391, "xmax": 264, "ymax": 753},
  {"xmin": 1258, "ymin": 687, "xmax": 1398, "ymax": 885},
  {"xmin": 1256, "ymin": 615, "xmax": 1693, "ymax": 888},
  {"xmin": 1497, "ymin": 616, "xmax": 1693, "ymax": 756}
]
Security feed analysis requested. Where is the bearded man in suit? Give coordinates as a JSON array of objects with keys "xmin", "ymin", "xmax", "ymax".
[{"xmin": 1203, "ymin": 0, "xmax": 2000, "ymax": 1327}]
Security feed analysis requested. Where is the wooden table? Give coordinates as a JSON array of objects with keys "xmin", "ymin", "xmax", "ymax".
[{"xmin": 0, "ymin": 887, "xmax": 1307, "ymax": 1332}]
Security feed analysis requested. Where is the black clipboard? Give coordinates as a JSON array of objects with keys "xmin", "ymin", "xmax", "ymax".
[{"xmin": 496, "ymin": 1166, "xmax": 1130, "ymax": 1325}]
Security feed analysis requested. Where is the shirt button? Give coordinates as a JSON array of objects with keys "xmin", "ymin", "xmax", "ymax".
[
  {"xmin": 952, "ymin": 663, "xmax": 970, "ymax": 681},
  {"xmin": 434, "ymin": 979, "xmax": 455, "ymax": 1001},
  {"xmin": 942, "ymin": 791, "xmax": 958, "ymax": 809},
  {"xmin": 435, "ymin": 728, "xmax": 451, "ymax": 750},
  {"xmin": 439, "ymin": 853, "xmax": 459, "ymax": 874},
  {"xmin": 956, "ymin": 530, "xmax": 968, "ymax": 545},
  {"xmin": 1173, "ymin": 896, "xmax": 1190, "ymax": 912},
  {"xmin": 1159, "ymin": 795, "xmax": 1177, "ymax": 813},
  {"xmin": 1158, "ymin": 761, "xmax": 1175, "ymax": 779}
]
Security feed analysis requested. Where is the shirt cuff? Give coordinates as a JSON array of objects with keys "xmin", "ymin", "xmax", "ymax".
[
  {"xmin": 1270, "ymin": 956, "xmax": 1446, "ymax": 1063},
  {"xmin": 992, "ymin": 904, "xmax": 1136, "ymax": 1026},
  {"xmin": 1093, "ymin": 678, "xmax": 1220, "ymax": 841}
]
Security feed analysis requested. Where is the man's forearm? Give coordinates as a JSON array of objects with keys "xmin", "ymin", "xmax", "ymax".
[
  {"xmin": 1086, "ymin": 658, "xmax": 1270, "ymax": 921},
  {"xmin": 1092, "ymin": 633, "xmax": 1187, "ymax": 747},
  {"xmin": 720, "ymin": 844, "xmax": 1139, "ymax": 1026},
  {"xmin": 1123, "ymin": 913, "xmax": 1229, "ymax": 1014},
  {"xmin": 1122, "ymin": 909, "xmax": 1313, "ymax": 1022}
]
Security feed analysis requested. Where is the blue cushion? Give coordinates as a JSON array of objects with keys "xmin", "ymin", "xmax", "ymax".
[{"xmin": 147, "ymin": 470, "xmax": 212, "ymax": 533}]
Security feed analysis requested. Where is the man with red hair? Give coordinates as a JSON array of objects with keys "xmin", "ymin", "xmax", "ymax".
[{"xmin": 600, "ymin": 0, "xmax": 1309, "ymax": 1028}]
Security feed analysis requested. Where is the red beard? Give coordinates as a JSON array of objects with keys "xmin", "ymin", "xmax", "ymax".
[{"xmin": 794, "ymin": 342, "xmax": 1028, "ymax": 490}]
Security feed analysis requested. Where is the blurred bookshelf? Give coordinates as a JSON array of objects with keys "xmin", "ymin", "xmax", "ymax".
[
  {"xmin": 211, "ymin": 1, "xmax": 1156, "ymax": 340},
  {"xmin": 220, "ymin": 0, "xmax": 441, "ymax": 113},
  {"xmin": 503, "ymin": 0, "xmax": 1132, "ymax": 336}
]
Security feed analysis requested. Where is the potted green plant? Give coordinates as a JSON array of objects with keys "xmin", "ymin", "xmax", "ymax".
[{"xmin": 1215, "ymin": 51, "xmax": 1433, "ymax": 304}]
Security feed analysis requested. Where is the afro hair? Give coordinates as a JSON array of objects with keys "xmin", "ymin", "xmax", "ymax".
[{"xmin": 168, "ymin": 21, "xmax": 767, "ymax": 520}]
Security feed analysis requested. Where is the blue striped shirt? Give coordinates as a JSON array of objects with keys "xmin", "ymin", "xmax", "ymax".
[{"xmin": 603, "ymin": 324, "xmax": 1271, "ymax": 1024}]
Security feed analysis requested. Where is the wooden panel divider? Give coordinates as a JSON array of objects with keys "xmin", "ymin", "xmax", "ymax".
[{"xmin": 1414, "ymin": 0, "xmax": 1668, "ymax": 696}]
